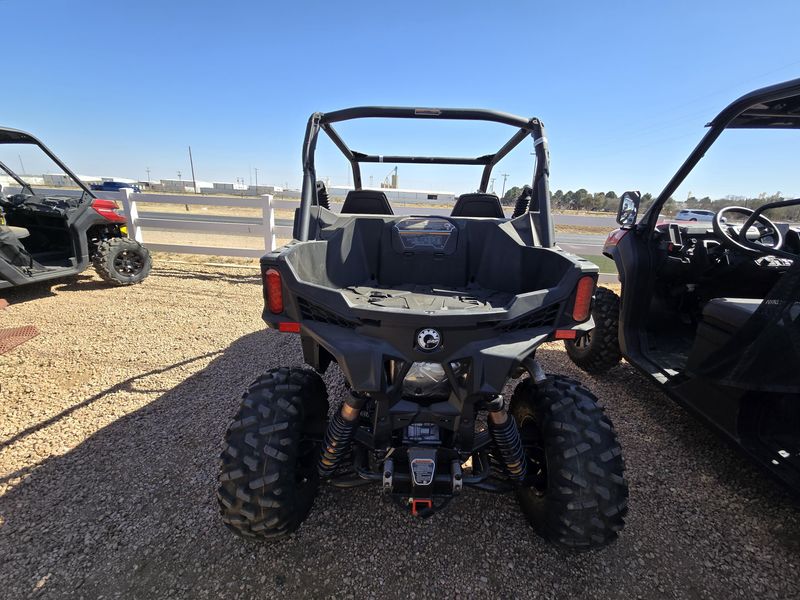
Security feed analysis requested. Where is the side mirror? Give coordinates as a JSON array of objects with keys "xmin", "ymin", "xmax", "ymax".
[{"xmin": 616, "ymin": 191, "xmax": 641, "ymax": 228}]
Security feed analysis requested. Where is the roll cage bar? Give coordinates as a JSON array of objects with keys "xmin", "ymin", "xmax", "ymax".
[
  {"xmin": 643, "ymin": 77, "xmax": 800, "ymax": 232},
  {"xmin": 297, "ymin": 106, "xmax": 554, "ymax": 246},
  {"xmin": 0, "ymin": 127, "xmax": 96, "ymax": 200}
]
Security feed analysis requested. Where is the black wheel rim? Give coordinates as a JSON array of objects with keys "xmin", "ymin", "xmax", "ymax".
[
  {"xmin": 113, "ymin": 249, "xmax": 145, "ymax": 275},
  {"xmin": 518, "ymin": 415, "xmax": 548, "ymax": 494}
]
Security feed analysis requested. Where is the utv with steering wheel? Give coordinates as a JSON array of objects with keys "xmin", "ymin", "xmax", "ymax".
[
  {"xmin": 566, "ymin": 79, "xmax": 800, "ymax": 494},
  {"xmin": 0, "ymin": 127, "xmax": 151, "ymax": 290}
]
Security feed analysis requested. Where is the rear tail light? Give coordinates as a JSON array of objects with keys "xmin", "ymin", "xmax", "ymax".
[
  {"xmin": 572, "ymin": 276, "xmax": 595, "ymax": 322},
  {"xmin": 91, "ymin": 198, "xmax": 127, "ymax": 223},
  {"xmin": 265, "ymin": 268, "xmax": 284, "ymax": 314}
]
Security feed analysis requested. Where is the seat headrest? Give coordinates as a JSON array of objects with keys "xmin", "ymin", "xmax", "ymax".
[
  {"xmin": 450, "ymin": 193, "xmax": 505, "ymax": 218},
  {"xmin": 341, "ymin": 190, "xmax": 394, "ymax": 215}
]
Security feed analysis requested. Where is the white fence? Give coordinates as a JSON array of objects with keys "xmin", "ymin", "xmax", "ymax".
[{"xmin": 108, "ymin": 189, "xmax": 294, "ymax": 258}]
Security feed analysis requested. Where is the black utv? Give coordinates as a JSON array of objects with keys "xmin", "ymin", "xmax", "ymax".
[
  {"xmin": 217, "ymin": 107, "xmax": 629, "ymax": 550},
  {"xmin": 0, "ymin": 127, "xmax": 151, "ymax": 290},
  {"xmin": 566, "ymin": 79, "xmax": 800, "ymax": 494}
]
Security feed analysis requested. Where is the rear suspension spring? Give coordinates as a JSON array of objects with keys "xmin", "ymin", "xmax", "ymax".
[
  {"xmin": 488, "ymin": 409, "xmax": 528, "ymax": 483},
  {"xmin": 318, "ymin": 394, "xmax": 365, "ymax": 478}
]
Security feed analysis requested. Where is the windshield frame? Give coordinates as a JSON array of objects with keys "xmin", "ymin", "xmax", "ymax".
[
  {"xmin": 0, "ymin": 127, "xmax": 96, "ymax": 203},
  {"xmin": 642, "ymin": 77, "xmax": 800, "ymax": 232}
]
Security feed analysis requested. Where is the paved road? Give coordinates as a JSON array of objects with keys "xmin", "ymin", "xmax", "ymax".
[
  {"xmin": 12, "ymin": 186, "xmax": 619, "ymax": 227},
  {"xmin": 271, "ymin": 200, "xmax": 618, "ymax": 228},
  {"xmin": 139, "ymin": 211, "xmax": 612, "ymax": 253}
]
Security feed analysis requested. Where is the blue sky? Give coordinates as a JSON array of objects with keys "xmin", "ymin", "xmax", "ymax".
[{"xmin": 3, "ymin": 0, "xmax": 800, "ymax": 199}]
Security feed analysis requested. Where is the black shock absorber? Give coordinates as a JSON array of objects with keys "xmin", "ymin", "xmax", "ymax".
[
  {"xmin": 318, "ymin": 392, "xmax": 365, "ymax": 478},
  {"xmin": 487, "ymin": 397, "xmax": 528, "ymax": 483},
  {"xmin": 315, "ymin": 180, "xmax": 331, "ymax": 210},
  {"xmin": 511, "ymin": 185, "xmax": 533, "ymax": 218}
]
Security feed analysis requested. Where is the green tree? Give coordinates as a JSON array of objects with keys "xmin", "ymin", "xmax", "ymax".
[
  {"xmin": 502, "ymin": 186, "xmax": 523, "ymax": 205},
  {"xmin": 574, "ymin": 189, "xmax": 590, "ymax": 210},
  {"xmin": 590, "ymin": 192, "xmax": 607, "ymax": 211}
]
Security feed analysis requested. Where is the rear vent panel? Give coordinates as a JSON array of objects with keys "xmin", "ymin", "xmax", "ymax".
[
  {"xmin": 499, "ymin": 304, "xmax": 561, "ymax": 332},
  {"xmin": 297, "ymin": 297, "xmax": 359, "ymax": 329}
]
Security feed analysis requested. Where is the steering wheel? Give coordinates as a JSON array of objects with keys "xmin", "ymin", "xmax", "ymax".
[{"xmin": 712, "ymin": 206, "xmax": 784, "ymax": 254}]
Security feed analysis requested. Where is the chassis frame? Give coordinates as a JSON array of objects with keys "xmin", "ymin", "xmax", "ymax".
[{"xmin": 296, "ymin": 106, "xmax": 555, "ymax": 246}]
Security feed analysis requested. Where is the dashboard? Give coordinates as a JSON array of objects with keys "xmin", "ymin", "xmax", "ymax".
[{"xmin": 653, "ymin": 221, "xmax": 797, "ymax": 298}]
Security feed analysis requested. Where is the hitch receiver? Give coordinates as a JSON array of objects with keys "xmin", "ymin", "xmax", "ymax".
[{"xmin": 411, "ymin": 498, "xmax": 433, "ymax": 516}]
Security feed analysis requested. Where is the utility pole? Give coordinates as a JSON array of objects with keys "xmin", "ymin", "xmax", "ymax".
[
  {"xmin": 254, "ymin": 167, "xmax": 259, "ymax": 195},
  {"xmin": 500, "ymin": 173, "xmax": 510, "ymax": 199},
  {"xmin": 188, "ymin": 146, "xmax": 198, "ymax": 193},
  {"xmin": 18, "ymin": 155, "xmax": 26, "ymax": 174},
  {"xmin": 489, "ymin": 177, "xmax": 496, "ymax": 193},
  {"xmin": 177, "ymin": 171, "xmax": 187, "ymax": 210},
  {"xmin": 146, "ymin": 167, "xmax": 151, "ymax": 184}
]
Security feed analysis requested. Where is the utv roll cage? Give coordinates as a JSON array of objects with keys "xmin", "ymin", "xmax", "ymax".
[
  {"xmin": 0, "ymin": 127, "xmax": 97, "ymax": 200},
  {"xmin": 644, "ymin": 77, "xmax": 800, "ymax": 230},
  {"xmin": 297, "ymin": 107, "xmax": 554, "ymax": 246}
]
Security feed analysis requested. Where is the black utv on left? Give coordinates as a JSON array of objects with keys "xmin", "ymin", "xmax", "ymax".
[{"xmin": 0, "ymin": 127, "xmax": 150, "ymax": 290}]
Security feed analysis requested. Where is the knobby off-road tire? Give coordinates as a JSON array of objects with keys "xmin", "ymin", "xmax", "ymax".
[
  {"xmin": 510, "ymin": 376, "xmax": 628, "ymax": 550},
  {"xmin": 565, "ymin": 286, "xmax": 622, "ymax": 374},
  {"xmin": 93, "ymin": 237, "xmax": 152, "ymax": 285},
  {"xmin": 217, "ymin": 368, "xmax": 328, "ymax": 540}
]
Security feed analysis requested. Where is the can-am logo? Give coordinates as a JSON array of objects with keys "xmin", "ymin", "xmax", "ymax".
[{"xmin": 416, "ymin": 328, "xmax": 441, "ymax": 351}]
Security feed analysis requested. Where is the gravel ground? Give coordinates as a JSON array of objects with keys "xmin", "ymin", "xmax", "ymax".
[{"xmin": 0, "ymin": 263, "xmax": 798, "ymax": 599}]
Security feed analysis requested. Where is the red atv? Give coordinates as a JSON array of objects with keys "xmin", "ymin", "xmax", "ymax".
[{"xmin": 0, "ymin": 126, "xmax": 151, "ymax": 290}]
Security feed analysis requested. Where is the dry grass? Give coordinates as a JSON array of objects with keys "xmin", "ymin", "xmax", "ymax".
[
  {"xmin": 137, "ymin": 202, "xmax": 295, "ymax": 221},
  {"xmin": 555, "ymin": 224, "xmax": 616, "ymax": 235}
]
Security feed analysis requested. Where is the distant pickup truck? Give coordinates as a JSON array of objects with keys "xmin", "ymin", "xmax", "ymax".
[{"xmin": 90, "ymin": 181, "xmax": 141, "ymax": 193}]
